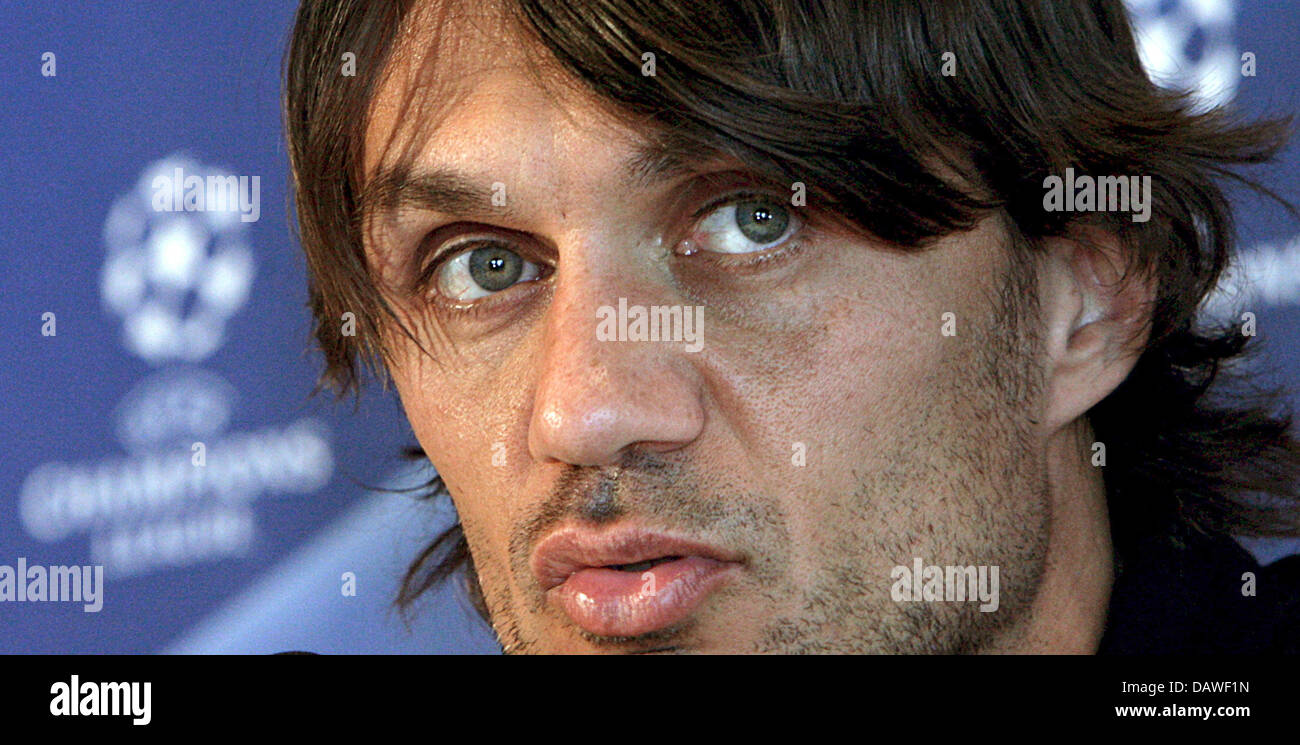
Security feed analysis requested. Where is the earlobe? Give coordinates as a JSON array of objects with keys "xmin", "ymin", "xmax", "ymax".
[{"xmin": 1040, "ymin": 232, "xmax": 1154, "ymax": 432}]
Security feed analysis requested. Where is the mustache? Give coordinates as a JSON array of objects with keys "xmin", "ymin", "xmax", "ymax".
[
  {"xmin": 512, "ymin": 451, "xmax": 687, "ymax": 556},
  {"xmin": 505, "ymin": 450, "xmax": 790, "ymax": 604}
]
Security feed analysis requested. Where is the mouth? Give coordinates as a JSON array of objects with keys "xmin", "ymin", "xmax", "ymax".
[{"xmin": 531, "ymin": 527, "xmax": 743, "ymax": 638}]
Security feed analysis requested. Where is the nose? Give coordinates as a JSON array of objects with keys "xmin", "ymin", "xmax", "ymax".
[{"xmin": 528, "ymin": 265, "xmax": 705, "ymax": 467}]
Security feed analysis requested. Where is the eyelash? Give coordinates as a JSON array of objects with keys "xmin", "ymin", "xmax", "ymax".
[
  {"xmin": 690, "ymin": 189, "xmax": 772, "ymax": 220},
  {"xmin": 682, "ymin": 188, "xmax": 805, "ymax": 265},
  {"xmin": 413, "ymin": 188, "xmax": 807, "ymax": 301}
]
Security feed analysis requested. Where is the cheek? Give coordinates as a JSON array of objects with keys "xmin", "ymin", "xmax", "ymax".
[
  {"xmin": 386, "ymin": 334, "xmax": 542, "ymax": 571},
  {"xmin": 799, "ymin": 226, "xmax": 1007, "ymax": 427},
  {"xmin": 388, "ymin": 342, "xmax": 499, "ymax": 502},
  {"xmin": 694, "ymin": 237, "xmax": 998, "ymax": 564},
  {"xmin": 702, "ymin": 238, "xmax": 961, "ymax": 463}
]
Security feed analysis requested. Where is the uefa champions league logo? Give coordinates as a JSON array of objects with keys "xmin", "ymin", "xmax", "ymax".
[
  {"xmin": 101, "ymin": 155, "xmax": 255, "ymax": 365},
  {"xmin": 1126, "ymin": 0, "xmax": 1239, "ymax": 112},
  {"xmin": 17, "ymin": 153, "xmax": 333, "ymax": 579}
]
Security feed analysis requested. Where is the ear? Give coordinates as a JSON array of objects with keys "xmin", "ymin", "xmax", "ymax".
[{"xmin": 1038, "ymin": 228, "xmax": 1155, "ymax": 433}]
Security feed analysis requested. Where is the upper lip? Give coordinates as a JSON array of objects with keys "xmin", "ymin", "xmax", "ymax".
[{"xmin": 531, "ymin": 525, "xmax": 744, "ymax": 592}]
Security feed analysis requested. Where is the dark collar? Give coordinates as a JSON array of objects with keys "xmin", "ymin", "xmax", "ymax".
[{"xmin": 1098, "ymin": 528, "xmax": 1300, "ymax": 654}]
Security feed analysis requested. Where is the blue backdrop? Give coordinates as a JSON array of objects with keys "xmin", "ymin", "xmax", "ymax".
[{"xmin": 0, "ymin": 0, "xmax": 1296, "ymax": 654}]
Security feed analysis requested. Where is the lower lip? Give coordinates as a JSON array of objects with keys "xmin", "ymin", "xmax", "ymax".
[{"xmin": 549, "ymin": 556, "xmax": 740, "ymax": 637}]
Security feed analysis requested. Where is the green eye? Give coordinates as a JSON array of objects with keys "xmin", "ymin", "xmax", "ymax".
[
  {"xmin": 733, "ymin": 199, "xmax": 790, "ymax": 245},
  {"xmin": 468, "ymin": 246, "xmax": 525, "ymax": 292},
  {"xmin": 435, "ymin": 243, "xmax": 543, "ymax": 301},
  {"xmin": 693, "ymin": 196, "xmax": 797, "ymax": 254}
]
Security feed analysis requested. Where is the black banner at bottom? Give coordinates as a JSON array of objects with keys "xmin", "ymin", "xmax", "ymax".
[{"xmin": 0, "ymin": 654, "xmax": 1288, "ymax": 731}]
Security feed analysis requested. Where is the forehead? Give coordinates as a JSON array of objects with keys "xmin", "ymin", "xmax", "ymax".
[{"xmin": 362, "ymin": 1, "xmax": 638, "ymax": 183}]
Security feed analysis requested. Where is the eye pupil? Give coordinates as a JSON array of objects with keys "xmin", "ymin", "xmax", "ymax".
[
  {"xmin": 468, "ymin": 246, "xmax": 524, "ymax": 291},
  {"xmin": 735, "ymin": 199, "xmax": 789, "ymax": 244}
]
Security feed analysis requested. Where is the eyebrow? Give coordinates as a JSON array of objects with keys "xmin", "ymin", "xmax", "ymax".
[
  {"xmin": 358, "ymin": 135, "xmax": 731, "ymax": 223},
  {"xmin": 621, "ymin": 135, "xmax": 729, "ymax": 190},
  {"xmin": 358, "ymin": 166, "xmax": 509, "ymax": 223}
]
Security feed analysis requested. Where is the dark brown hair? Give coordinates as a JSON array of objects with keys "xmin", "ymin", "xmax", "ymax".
[{"xmin": 283, "ymin": 0, "xmax": 1300, "ymax": 619}]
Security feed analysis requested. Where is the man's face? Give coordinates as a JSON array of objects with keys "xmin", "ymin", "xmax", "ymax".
[{"xmin": 362, "ymin": 8, "xmax": 1051, "ymax": 653}]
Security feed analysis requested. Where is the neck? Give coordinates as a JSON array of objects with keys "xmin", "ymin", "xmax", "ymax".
[{"xmin": 1000, "ymin": 419, "xmax": 1114, "ymax": 653}]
